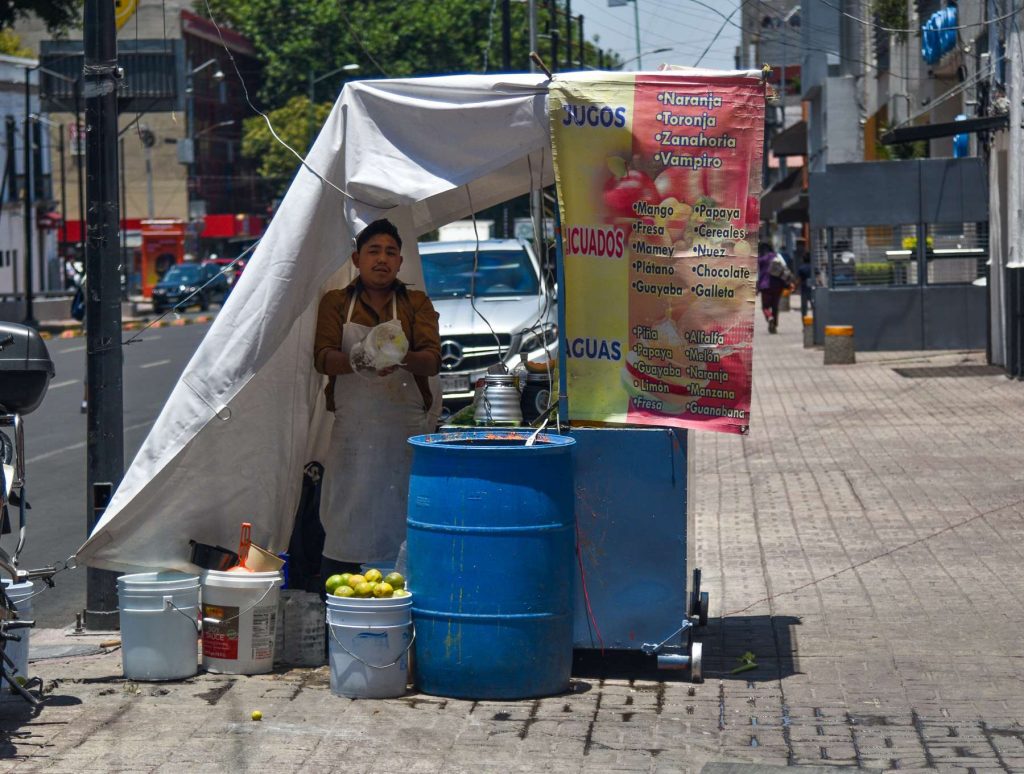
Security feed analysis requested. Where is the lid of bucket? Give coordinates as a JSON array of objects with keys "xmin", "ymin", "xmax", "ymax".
[{"xmin": 117, "ymin": 571, "xmax": 200, "ymax": 585}]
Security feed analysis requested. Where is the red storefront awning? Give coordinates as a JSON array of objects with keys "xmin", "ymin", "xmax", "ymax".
[
  {"xmin": 60, "ymin": 215, "xmax": 264, "ymax": 244},
  {"xmin": 200, "ymin": 213, "xmax": 266, "ymax": 239},
  {"xmin": 62, "ymin": 218, "xmax": 144, "ymax": 244}
]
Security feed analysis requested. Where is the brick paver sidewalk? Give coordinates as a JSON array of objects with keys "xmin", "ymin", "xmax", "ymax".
[{"xmin": 2, "ymin": 304, "xmax": 1022, "ymax": 773}]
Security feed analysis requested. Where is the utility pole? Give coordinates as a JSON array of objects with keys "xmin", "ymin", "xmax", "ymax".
[
  {"xmin": 83, "ymin": 0, "xmax": 124, "ymax": 630},
  {"xmin": 528, "ymin": 0, "xmax": 543, "ymax": 253},
  {"xmin": 75, "ymin": 79, "xmax": 85, "ymax": 260},
  {"xmin": 578, "ymin": 15, "xmax": 584, "ymax": 69},
  {"xmin": 501, "ymin": 0, "xmax": 512, "ymax": 239},
  {"xmin": 1008, "ymin": 0, "xmax": 1021, "ymax": 271},
  {"xmin": 548, "ymin": 0, "xmax": 558, "ymax": 70},
  {"xmin": 22, "ymin": 69, "xmax": 36, "ymax": 327},
  {"xmin": 565, "ymin": 0, "xmax": 572, "ymax": 70},
  {"xmin": 1007, "ymin": 0, "xmax": 1024, "ymax": 375},
  {"xmin": 140, "ymin": 126, "xmax": 155, "ymax": 218},
  {"xmin": 501, "ymin": 0, "xmax": 511, "ymax": 71},
  {"xmin": 632, "ymin": 0, "xmax": 643, "ymax": 69},
  {"xmin": 528, "ymin": 0, "xmax": 537, "ymax": 69},
  {"xmin": 58, "ymin": 123, "xmax": 66, "ymax": 264},
  {"xmin": 5, "ymin": 118, "xmax": 16, "ymax": 295}
]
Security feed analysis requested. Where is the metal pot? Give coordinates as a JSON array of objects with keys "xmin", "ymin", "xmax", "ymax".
[{"xmin": 474, "ymin": 373, "xmax": 524, "ymax": 426}]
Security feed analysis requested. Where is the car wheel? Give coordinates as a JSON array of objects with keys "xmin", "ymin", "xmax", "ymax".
[
  {"xmin": 152, "ymin": 304, "xmax": 164, "ymax": 314},
  {"xmin": 200, "ymin": 292, "xmax": 210, "ymax": 312}
]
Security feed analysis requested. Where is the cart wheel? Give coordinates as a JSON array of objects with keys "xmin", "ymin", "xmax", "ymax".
[
  {"xmin": 699, "ymin": 591, "xmax": 709, "ymax": 626},
  {"xmin": 690, "ymin": 641, "xmax": 703, "ymax": 683}
]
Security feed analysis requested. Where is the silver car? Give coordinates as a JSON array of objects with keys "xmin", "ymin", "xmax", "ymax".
[{"xmin": 418, "ymin": 239, "xmax": 557, "ymax": 410}]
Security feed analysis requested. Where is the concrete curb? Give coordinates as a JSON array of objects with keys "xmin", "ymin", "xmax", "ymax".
[{"xmin": 38, "ymin": 315, "xmax": 215, "ymax": 340}]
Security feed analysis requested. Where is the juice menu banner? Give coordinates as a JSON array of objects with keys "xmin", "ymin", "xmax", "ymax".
[{"xmin": 550, "ymin": 73, "xmax": 765, "ymax": 434}]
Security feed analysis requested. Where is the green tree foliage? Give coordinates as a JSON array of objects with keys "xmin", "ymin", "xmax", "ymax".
[
  {"xmin": 1, "ymin": 0, "xmax": 81, "ymax": 33},
  {"xmin": 214, "ymin": 0, "xmax": 615, "ymax": 187},
  {"xmin": 872, "ymin": 0, "xmax": 908, "ymax": 41},
  {"xmin": 208, "ymin": 0, "xmax": 613, "ymax": 105},
  {"xmin": 241, "ymin": 96, "xmax": 333, "ymax": 197}
]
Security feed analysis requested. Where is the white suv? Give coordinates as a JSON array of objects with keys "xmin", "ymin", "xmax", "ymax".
[{"xmin": 419, "ymin": 239, "xmax": 558, "ymax": 412}]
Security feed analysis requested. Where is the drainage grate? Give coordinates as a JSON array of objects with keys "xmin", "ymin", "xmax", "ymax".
[{"xmin": 893, "ymin": 364, "xmax": 1004, "ymax": 378}]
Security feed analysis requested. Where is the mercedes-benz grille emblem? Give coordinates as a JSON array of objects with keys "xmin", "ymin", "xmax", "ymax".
[{"xmin": 440, "ymin": 340, "xmax": 464, "ymax": 370}]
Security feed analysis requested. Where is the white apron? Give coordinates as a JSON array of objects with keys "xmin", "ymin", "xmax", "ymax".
[{"xmin": 321, "ymin": 293, "xmax": 431, "ymax": 563}]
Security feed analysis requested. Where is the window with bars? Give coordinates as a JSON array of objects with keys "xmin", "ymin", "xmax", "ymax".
[
  {"xmin": 813, "ymin": 223, "xmax": 990, "ymax": 288},
  {"xmin": 819, "ymin": 225, "xmax": 919, "ymax": 287},
  {"xmin": 925, "ymin": 222, "xmax": 988, "ymax": 285}
]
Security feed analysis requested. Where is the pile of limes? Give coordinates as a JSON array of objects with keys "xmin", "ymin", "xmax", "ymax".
[{"xmin": 325, "ymin": 568, "xmax": 409, "ymax": 599}]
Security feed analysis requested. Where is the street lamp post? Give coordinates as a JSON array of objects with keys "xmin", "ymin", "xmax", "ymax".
[
  {"xmin": 185, "ymin": 59, "xmax": 224, "ymax": 220},
  {"xmin": 617, "ymin": 47, "xmax": 672, "ymax": 70},
  {"xmin": 22, "ymin": 67, "xmax": 35, "ymax": 326},
  {"xmin": 307, "ymin": 63, "xmax": 360, "ymax": 150},
  {"xmin": 32, "ymin": 114, "xmax": 68, "ymax": 286},
  {"xmin": 30, "ymin": 65, "xmax": 84, "ymax": 265}
]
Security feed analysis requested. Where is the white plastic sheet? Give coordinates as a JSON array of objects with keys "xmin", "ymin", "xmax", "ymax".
[{"xmin": 77, "ymin": 73, "xmax": 554, "ymax": 572}]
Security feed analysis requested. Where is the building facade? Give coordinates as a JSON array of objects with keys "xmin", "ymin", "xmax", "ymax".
[
  {"xmin": 15, "ymin": 1, "xmax": 265, "ymax": 293},
  {"xmin": 0, "ymin": 54, "xmax": 60, "ymax": 302},
  {"xmin": 747, "ymin": 0, "xmax": 999, "ymax": 355}
]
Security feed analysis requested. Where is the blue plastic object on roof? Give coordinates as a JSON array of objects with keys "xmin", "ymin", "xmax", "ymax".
[
  {"xmin": 922, "ymin": 5, "xmax": 959, "ymax": 65},
  {"xmin": 953, "ymin": 113, "xmax": 969, "ymax": 158}
]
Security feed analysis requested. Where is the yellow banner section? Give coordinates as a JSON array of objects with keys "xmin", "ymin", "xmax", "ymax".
[{"xmin": 550, "ymin": 75, "xmax": 636, "ymax": 423}]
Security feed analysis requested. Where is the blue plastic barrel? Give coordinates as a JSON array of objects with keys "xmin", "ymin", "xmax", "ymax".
[{"xmin": 406, "ymin": 430, "xmax": 576, "ymax": 699}]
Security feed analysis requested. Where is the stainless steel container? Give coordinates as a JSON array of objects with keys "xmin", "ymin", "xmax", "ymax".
[
  {"xmin": 474, "ymin": 373, "xmax": 523, "ymax": 426},
  {"xmin": 520, "ymin": 372, "xmax": 552, "ymax": 424}
]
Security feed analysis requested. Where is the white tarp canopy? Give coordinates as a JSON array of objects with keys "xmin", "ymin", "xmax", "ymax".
[
  {"xmin": 77, "ymin": 67, "xmax": 758, "ymax": 572},
  {"xmin": 78, "ymin": 72, "xmax": 558, "ymax": 572}
]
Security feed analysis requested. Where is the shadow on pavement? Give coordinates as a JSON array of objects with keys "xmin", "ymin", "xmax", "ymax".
[
  {"xmin": 0, "ymin": 691, "xmax": 83, "ymax": 760},
  {"xmin": 699, "ymin": 614, "xmax": 802, "ymax": 682},
  {"xmin": 571, "ymin": 615, "xmax": 801, "ymax": 684},
  {"xmin": 572, "ymin": 649, "xmax": 699, "ymax": 682}
]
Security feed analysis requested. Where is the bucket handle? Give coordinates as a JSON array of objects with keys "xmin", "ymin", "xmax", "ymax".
[
  {"xmin": 164, "ymin": 599, "xmax": 202, "ymax": 634},
  {"xmin": 328, "ymin": 622, "xmax": 416, "ymax": 670},
  {"xmin": 201, "ymin": 580, "xmax": 279, "ymax": 630}
]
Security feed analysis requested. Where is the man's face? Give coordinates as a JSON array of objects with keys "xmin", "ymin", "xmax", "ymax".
[{"xmin": 352, "ymin": 233, "xmax": 403, "ymax": 290}]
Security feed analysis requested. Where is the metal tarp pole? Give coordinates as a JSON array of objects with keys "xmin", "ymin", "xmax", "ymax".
[{"xmin": 553, "ymin": 196, "xmax": 568, "ymax": 426}]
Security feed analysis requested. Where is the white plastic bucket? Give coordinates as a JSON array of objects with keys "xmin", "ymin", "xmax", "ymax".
[
  {"xmin": 201, "ymin": 570, "xmax": 280, "ymax": 675},
  {"xmin": 326, "ymin": 593, "xmax": 413, "ymax": 699},
  {"xmin": 1, "ymin": 580, "xmax": 34, "ymax": 699},
  {"xmin": 117, "ymin": 572, "xmax": 200, "ymax": 681}
]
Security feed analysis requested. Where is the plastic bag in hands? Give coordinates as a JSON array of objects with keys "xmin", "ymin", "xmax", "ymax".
[
  {"xmin": 361, "ymin": 318, "xmax": 409, "ymax": 369},
  {"xmin": 349, "ymin": 340, "xmax": 379, "ymax": 377}
]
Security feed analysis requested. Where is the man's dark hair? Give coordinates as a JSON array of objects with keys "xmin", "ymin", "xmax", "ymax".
[
  {"xmin": 355, "ymin": 219, "xmax": 402, "ymax": 251},
  {"xmin": 758, "ymin": 241, "xmax": 773, "ymax": 255}
]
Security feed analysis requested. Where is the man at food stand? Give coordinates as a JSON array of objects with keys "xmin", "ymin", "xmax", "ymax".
[{"xmin": 313, "ymin": 219, "xmax": 441, "ymax": 578}]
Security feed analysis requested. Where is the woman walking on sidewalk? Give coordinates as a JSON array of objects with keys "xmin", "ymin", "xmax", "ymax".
[{"xmin": 757, "ymin": 241, "xmax": 790, "ymax": 334}]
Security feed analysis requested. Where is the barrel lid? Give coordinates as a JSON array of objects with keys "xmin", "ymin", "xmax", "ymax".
[{"xmin": 409, "ymin": 430, "xmax": 575, "ymax": 451}]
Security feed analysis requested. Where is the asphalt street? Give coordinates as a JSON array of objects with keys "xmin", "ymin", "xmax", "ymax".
[{"xmin": 12, "ymin": 319, "xmax": 213, "ymax": 628}]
